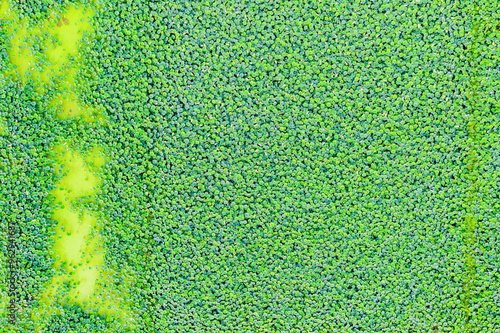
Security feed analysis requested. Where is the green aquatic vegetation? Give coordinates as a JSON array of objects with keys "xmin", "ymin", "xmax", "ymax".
[
  {"xmin": 458, "ymin": 2, "xmax": 500, "ymax": 331},
  {"xmin": 1, "ymin": 0, "xmax": 499, "ymax": 332}
]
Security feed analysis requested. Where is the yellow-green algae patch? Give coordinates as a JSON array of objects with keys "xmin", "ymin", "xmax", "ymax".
[
  {"xmin": 1, "ymin": 0, "xmax": 134, "ymax": 329},
  {"xmin": 51, "ymin": 88, "xmax": 106, "ymax": 122},
  {"xmin": 0, "ymin": 117, "xmax": 6, "ymax": 134},
  {"xmin": 52, "ymin": 143, "xmax": 102, "ymax": 202},
  {"xmin": 0, "ymin": 0, "xmax": 8, "ymax": 15},
  {"xmin": 46, "ymin": 210, "xmax": 103, "ymax": 302},
  {"xmin": 86, "ymin": 145, "xmax": 106, "ymax": 171},
  {"xmin": 0, "ymin": 0, "xmax": 98, "ymax": 117},
  {"xmin": 33, "ymin": 143, "xmax": 136, "ymax": 330}
]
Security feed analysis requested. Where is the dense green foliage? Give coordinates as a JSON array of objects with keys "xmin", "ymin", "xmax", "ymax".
[
  {"xmin": 0, "ymin": 79, "xmax": 59, "ymax": 328},
  {"xmin": 0, "ymin": 0, "xmax": 498, "ymax": 332},
  {"xmin": 463, "ymin": 1, "xmax": 500, "ymax": 330}
]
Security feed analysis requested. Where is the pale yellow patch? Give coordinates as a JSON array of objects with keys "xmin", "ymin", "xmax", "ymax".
[
  {"xmin": 44, "ymin": 5, "xmax": 94, "ymax": 62},
  {"xmin": 0, "ymin": 118, "xmax": 6, "ymax": 134},
  {"xmin": 52, "ymin": 144, "xmax": 100, "ymax": 202},
  {"xmin": 6, "ymin": 23, "xmax": 36, "ymax": 82},
  {"xmin": 86, "ymin": 145, "xmax": 106, "ymax": 170},
  {"xmin": 33, "ymin": 143, "xmax": 136, "ymax": 330},
  {"xmin": 44, "ymin": 210, "xmax": 102, "ymax": 300},
  {"xmin": 0, "ymin": 0, "xmax": 9, "ymax": 16},
  {"xmin": 51, "ymin": 89, "xmax": 105, "ymax": 122}
]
